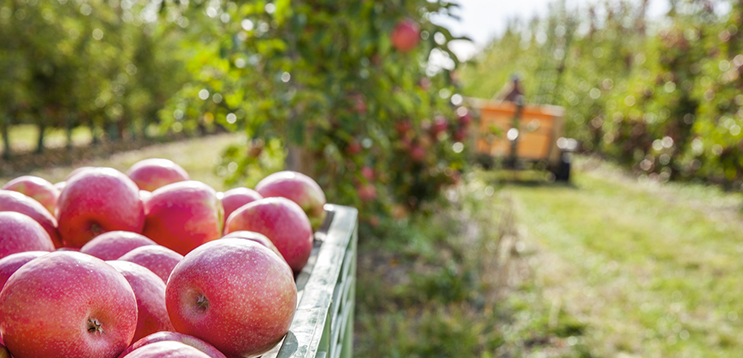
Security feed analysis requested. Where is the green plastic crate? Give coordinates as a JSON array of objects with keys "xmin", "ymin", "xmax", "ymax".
[{"xmin": 263, "ymin": 204, "xmax": 358, "ymax": 358}]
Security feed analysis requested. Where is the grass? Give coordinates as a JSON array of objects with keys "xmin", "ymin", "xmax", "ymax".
[
  {"xmin": 0, "ymin": 125, "xmax": 94, "ymax": 153},
  {"xmin": 499, "ymin": 156, "xmax": 743, "ymax": 357},
  {"xmin": 0, "ymin": 133, "xmax": 246, "ymax": 190}
]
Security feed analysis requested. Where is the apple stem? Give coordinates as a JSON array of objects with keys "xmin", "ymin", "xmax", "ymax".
[
  {"xmin": 88, "ymin": 318, "xmax": 105, "ymax": 336},
  {"xmin": 196, "ymin": 295, "xmax": 209, "ymax": 311}
]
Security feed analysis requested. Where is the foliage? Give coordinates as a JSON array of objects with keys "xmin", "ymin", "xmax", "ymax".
[
  {"xmin": 0, "ymin": 0, "xmax": 188, "ymax": 155},
  {"xmin": 462, "ymin": 0, "xmax": 743, "ymax": 189},
  {"xmin": 159, "ymin": 0, "xmax": 472, "ymax": 214}
]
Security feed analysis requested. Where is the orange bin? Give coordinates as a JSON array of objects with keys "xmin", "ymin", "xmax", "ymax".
[{"xmin": 468, "ymin": 98, "xmax": 566, "ymax": 166}]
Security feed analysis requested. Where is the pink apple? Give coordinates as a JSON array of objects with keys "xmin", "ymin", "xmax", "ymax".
[
  {"xmin": 117, "ymin": 332, "xmax": 227, "ymax": 358},
  {"xmin": 54, "ymin": 181, "xmax": 66, "ymax": 192},
  {"xmin": 218, "ymin": 187, "xmax": 262, "ymax": 225},
  {"xmin": 1, "ymin": 175, "xmax": 60, "ymax": 215},
  {"xmin": 140, "ymin": 190, "xmax": 152, "ymax": 202},
  {"xmin": 81, "ymin": 231, "xmax": 157, "ymax": 260},
  {"xmin": 66, "ymin": 166, "xmax": 95, "ymax": 180},
  {"xmin": 361, "ymin": 166, "xmax": 375, "ymax": 180},
  {"xmin": 142, "ymin": 181, "xmax": 222, "ymax": 256},
  {"xmin": 124, "ymin": 341, "xmax": 211, "ymax": 358},
  {"xmin": 126, "ymin": 159, "xmax": 190, "ymax": 192},
  {"xmin": 221, "ymin": 231, "xmax": 284, "ymax": 263},
  {"xmin": 165, "ymin": 239, "xmax": 296, "ymax": 358},
  {"xmin": 0, "ymin": 212, "xmax": 55, "ymax": 260},
  {"xmin": 118, "ymin": 245, "xmax": 184, "ymax": 283},
  {"xmin": 255, "ymin": 171, "xmax": 327, "ymax": 230},
  {"xmin": 225, "ymin": 197, "xmax": 313, "ymax": 273},
  {"xmin": 0, "ymin": 251, "xmax": 48, "ymax": 290},
  {"xmin": 391, "ymin": 19, "xmax": 420, "ymax": 53},
  {"xmin": 106, "ymin": 261, "xmax": 175, "ymax": 342},
  {"xmin": 0, "ymin": 189, "xmax": 63, "ymax": 248},
  {"xmin": 56, "ymin": 168, "xmax": 145, "ymax": 248},
  {"xmin": 0, "ymin": 251, "xmax": 137, "ymax": 358}
]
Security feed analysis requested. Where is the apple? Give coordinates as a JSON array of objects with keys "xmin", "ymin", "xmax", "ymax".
[
  {"xmin": 0, "ymin": 251, "xmax": 48, "ymax": 290},
  {"xmin": 218, "ymin": 187, "xmax": 262, "ymax": 225},
  {"xmin": 54, "ymin": 181, "xmax": 66, "ymax": 192},
  {"xmin": 106, "ymin": 261, "xmax": 175, "ymax": 342},
  {"xmin": 0, "ymin": 189, "xmax": 63, "ymax": 248},
  {"xmin": 165, "ymin": 239, "xmax": 296, "ymax": 358},
  {"xmin": 347, "ymin": 140, "xmax": 362, "ymax": 156},
  {"xmin": 118, "ymin": 245, "xmax": 184, "ymax": 283},
  {"xmin": 126, "ymin": 159, "xmax": 190, "ymax": 192},
  {"xmin": 0, "ymin": 251, "xmax": 137, "ymax": 358},
  {"xmin": 221, "ymin": 231, "xmax": 284, "ymax": 263},
  {"xmin": 124, "ymin": 341, "xmax": 211, "ymax": 358},
  {"xmin": 117, "ymin": 332, "xmax": 226, "ymax": 358},
  {"xmin": 225, "ymin": 197, "xmax": 313, "ymax": 273},
  {"xmin": 361, "ymin": 166, "xmax": 375, "ymax": 180},
  {"xmin": 391, "ymin": 19, "xmax": 420, "ymax": 53},
  {"xmin": 81, "ymin": 231, "xmax": 157, "ymax": 260},
  {"xmin": 357, "ymin": 184, "xmax": 377, "ymax": 202},
  {"xmin": 140, "ymin": 190, "xmax": 152, "ymax": 202},
  {"xmin": 255, "ymin": 171, "xmax": 327, "ymax": 230},
  {"xmin": 65, "ymin": 166, "xmax": 94, "ymax": 180},
  {"xmin": 431, "ymin": 116, "xmax": 449, "ymax": 136},
  {"xmin": 142, "ymin": 181, "xmax": 223, "ymax": 255},
  {"xmin": 0, "ymin": 212, "xmax": 55, "ymax": 260},
  {"xmin": 411, "ymin": 145, "xmax": 426, "ymax": 162},
  {"xmin": 1, "ymin": 175, "xmax": 60, "ymax": 215},
  {"xmin": 56, "ymin": 167, "xmax": 145, "ymax": 248}
]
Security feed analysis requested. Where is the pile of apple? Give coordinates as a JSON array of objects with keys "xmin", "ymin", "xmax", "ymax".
[{"xmin": 0, "ymin": 158, "xmax": 327, "ymax": 358}]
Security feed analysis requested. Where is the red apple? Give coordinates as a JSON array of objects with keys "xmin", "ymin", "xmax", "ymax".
[
  {"xmin": 221, "ymin": 231, "xmax": 284, "ymax": 263},
  {"xmin": 118, "ymin": 245, "xmax": 184, "ymax": 283},
  {"xmin": 124, "ymin": 341, "xmax": 211, "ymax": 358},
  {"xmin": 142, "ymin": 181, "xmax": 223, "ymax": 256},
  {"xmin": 0, "ymin": 212, "xmax": 55, "ymax": 260},
  {"xmin": 225, "ymin": 197, "xmax": 313, "ymax": 273},
  {"xmin": 0, "ymin": 251, "xmax": 137, "ymax": 358},
  {"xmin": 56, "ymin": 168, "xmax": 145, "ymax": 248},
  {"xmin": 361, "ymin": 166, "xmax": 375, "ymax": 180},
  {"xmin": 411, "ymin": 145, "xmax": 426, "ymax": 162},
  {"xmin": 127, "ymin": 159, "xmax": 190, "ymax": 192},
  {"xmin": 81, "ymin": 231, "xmax": 157, "ymax": 261},
  {"xmin": 218, "ymin": 187, "xmax": 262, "ymax": 225},
  {"xmin": 255, "ymin": 171, "xmax": 327, "ymax": 230},
  {"xmin": 165, "ymin": 239, "xmax": 296, "ymax": 358},
  {"xmin": 0, "ymin": 251, "xmax": 48, "ymax": 290},
  {"xmin": 140, "ymin": 190, "xmax": 152, "ymax": 202},
  {"xmin": 1, "ymin": 175, "xmax": 60, "ymax": 215},
  {"xmin": 347, "ymin": 140, "xmax": 362, "ymax": 155},
  {"xmin": 0, "ymin": 189, "xmax": 63, "ymax": 248},
  {"xmin": 391, "ymin": 19, "xmax": 420, "ymax": 53},
  {"xmin": 117, "ymin": 332, "xmax": 226, "ymax": 358},
  {"xmin": 106, "ymin": 261, "xmax": 175, "ymax": 342},
  {"xmin": 431, "ymin": 116, "xmax": 449, "ymax": 136},
  {"xmin": 357, "ymin": 184, "xmax": 377, "ymax": 202}
]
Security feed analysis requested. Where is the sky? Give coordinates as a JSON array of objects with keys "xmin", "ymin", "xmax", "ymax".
[{"xmin": 435, "ymin": 0, "xmax": 670, "ymax": 61}]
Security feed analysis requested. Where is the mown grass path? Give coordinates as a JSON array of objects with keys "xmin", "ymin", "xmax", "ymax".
[{"xmin": 503, "ymin": 158, "xmax": 743, "ymax": 357}]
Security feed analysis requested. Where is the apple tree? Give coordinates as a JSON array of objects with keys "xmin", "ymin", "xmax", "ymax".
[{"xmin": 159, "ymin": 0, "xmax": 472, "ymax": 216}]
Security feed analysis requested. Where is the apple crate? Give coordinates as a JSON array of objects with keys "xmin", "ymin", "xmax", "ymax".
[{"xmin": 263, "ymin": 204, "xmax": 358, "ymax": 358}]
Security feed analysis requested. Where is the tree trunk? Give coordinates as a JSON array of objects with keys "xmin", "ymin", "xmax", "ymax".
[
  {"xmin": 1, "ymin": 114, "xmax": 11, "ymax": 159},
  {"xmin": 35, "ymin": 122, "xmax": 46, "ymax": 154},
  {"xmin": 65, "ymin": 114, "xmax": 73, "ymax": 150},
  {"xmin": 284, "ymin": 145, "xmax": 316, "ymax": 176}
]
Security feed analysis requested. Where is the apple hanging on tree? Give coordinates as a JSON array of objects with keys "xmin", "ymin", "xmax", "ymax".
[{"xmin": 391, "ymin": 19, "xmax": 420, "ymax": 53}]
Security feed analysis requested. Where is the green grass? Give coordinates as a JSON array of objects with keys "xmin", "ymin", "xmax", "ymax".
[
  {"xmin": 0, "ymin": 133, "xmax": 246, "ymax": 191},
  {"xmin": 0, "ymin": 125, "xmax": 94, "ymax": 153},
  {"xmin": 500, "ymin": 157, "xmax": 743, "ymax": 357}
]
